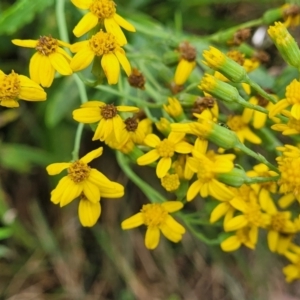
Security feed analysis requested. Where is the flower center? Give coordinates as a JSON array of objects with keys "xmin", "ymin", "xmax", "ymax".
[
  {"xmin": 128, "ymin": 68, "xmax": 146, "ymax": 90},
  {"xmin": 270, "ymin": 213, "xmax": 286, "ymax": 232},
  {"xmin": 156, "ymin": 139, "xmax": 175, "ymax": 157},
  {"xmin": 0, "ymin": 70, "xmax": 20, "ymax": 101},
  {"xmin": 197, "ymin": 158, "xmax": 214, "ymax": 182},
  {"xmin": 161, "ymin": 173, "xmax": 180, "ymax": 192},
  {"xmin": 192, "ymin": 96, "xmax": 215, "ymax": 114},
  {"xmin": 124, "ymin": 117, "xmax": 138, "ymax": 131},
  {"xmin": 227, "ymin": 115, "xmax": 245, "ymax": 131},
  {"xmin": 89, "ymin": 0, "xmax": 116, "ymax": 19},
  {"xmin": 257, "ymin": 94, "xmax": 269, "ymax": 107},
  {"xmin": 101, "ymin": 103, "xmax": 117, "ymax": 119},
  {"xmin": 36, "ymin": 35, "xmax": 58, "ymax": 56},
  {"xmin": 245, "ymin": 203, "xmax": 264, "ymax": 227},
  {"xmin": 141, "ymin": 203, "xmax": 168, "ymax": 227},
  {"xmin": 278, "ymin": 157, "xmax": 300, "ymax": 195},
  {"xmin": 89, "ymin": 30, "xmax": 117, "ymax": 56},
  {"xmin": 68, "ymin": 160, "xmax": 91, "ymax": 183},
  {"xmin": 178, "ymin": 41, "xmax": 196, "ymax": 62},
  {"xmin": 236, "ymin": 227, "xmax": 250, "ymax": 243},
  {"xmin": 286, "ymin": 79, "xmax": 300, "ymax": 105}
]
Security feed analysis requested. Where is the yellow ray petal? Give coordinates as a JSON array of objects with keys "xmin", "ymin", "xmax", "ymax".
[
  {"xmin": 144, "ymin": 134, "xmax": 160, "ymax": 148},
  {"xmin": 73, "ymin": 107, "xmax": 101, "ymax": 123},
  {"xmin": 78, "ymin": 199, "xmax": 101, "ymax": 227},
  {"xmin": 29, "ymin": 52, "xmax": 42, "ymax": 84},
  {"xmin": 46, "ymin": 162, "xmax": 71, "ymax": 175},
  {"xmin": 114, "ymin": 14, "xmax": 136, "ymax": 32},
  {"xmin": 221, "ymin": 236, "xmax": 241, "ymax": 252},
  {"xmin": 114, "ymin": 48, "xmax": 131, "ymax": 76},
  {"xmin": 187, "ymin": 180, "xmax": 203, "ymax": 201},
  {"xmin": 137, "ymin": 149, "xmax": 160, "ymax": 165},
  {"xmin": 70, "ymin": 48, "xmax": 94, "ymax": 71},
  {"xmin": 161, "ymin": 201, "xmax": 183, "ymax": 213},
  {"xmin": 11, "ymin": 39, "xmax": 37, "ymax": 48},
  {"xmin": 80, "ymin": 147, "xmax": 103, "ymax": 164},
  {"xmin": 71, "ymin": 0, "xmax": 92, "ymax": 9},
  {"xmin": 121, "ymin": 212, "xmax": 144, "ymax": 229},
  {"xmin": 39, "ymin": 56, "xmax": 55, "ymax": 87},
  {"xmin": 156, "ymin": 157, "xmax": 172, "ymax": 178},
  {"xmin": 145, "ymin": 227, "xmax": 160, "ymax": 249},
  {"xmin": 49, "ymin": 52, "xmax": 73, "ymax": 75},
  {"xmin": 101, "ymin": 53, "xmax": 120, "ymax": 84},
  {"xmin": 104, "ymin": 18, "xmax": 127, "ymax": 46},
  {"xmin": 73, "ymin": 12, "xmax": 98, "ymax": 37}
]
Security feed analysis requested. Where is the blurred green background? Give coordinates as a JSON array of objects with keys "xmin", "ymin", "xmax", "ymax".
[{"xmin": 1, "ymin": 0, "xmax": 299, "ymax": 299}]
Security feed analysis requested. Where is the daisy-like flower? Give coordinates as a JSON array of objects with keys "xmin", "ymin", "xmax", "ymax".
[
  {"xmin": 73, "ymin": 101, "xmax": 139, "ymax": 142},
  {"xmin": 121, "ymin": 201, "xmax": 185, "ymax": 250},
  {"xmin": 0, "ymin": 70, "xmax": 46, "ymax": 107},
  {"xmin": 283, "ymin": 244, "xmax": 300, "ymax": 282},
  {"xmin": 12, "ymin": 36, "xmax": 72, "ymax": 87},
  {"xmin": 173, "ymin": 41, "xmax": 196, "ymax": 86},
  {"xmin": 70, "ymin": 30, "xmax": 131, "ymax": 84},
  {"xmin": 186, "ymin": 150, "xmax": 234, "ymax": 201},
  {"xmin": 271, "ymin": 110, "xmax": 300, "ymax": 135},
  {"xmin": 46, "ymin": 147, "xmax": 124, "ymax": 207},
  {"xmin": 137, "ymin": 132, "xmax": 193, "ymax": 179},
  {"xmin": 261, "ymin": 196, "xmax": 296, "ymax": 254},
  {"xmin": 71, "ymin": 0, "xmax": 135, "ymax": 44},
  {"xmin": 226, "ymin": 115, "xmax": 262, "ymax": 144},
  {"xmin": 270, "ymin": 79, "xmax": 300, "ymax": 120}
]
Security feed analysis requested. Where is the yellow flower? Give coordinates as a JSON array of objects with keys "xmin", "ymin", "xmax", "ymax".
[
  {"xmin": 73, "ymin": 101, "xmax": 139, "ymax": 142},
  {"xmin": 271, "ymin": 110, "xmax": 300, "ymax": 135},
  {"xmin": 281, "ymin": 4, "xmax": 300, "ymax": 28},
  {"xmin": 121, "ymin": 201, "xmax": 185, "ymax": 249},
  {"xmin": 270, "ymin": 79, "xmax": 300, "ymax": 120},
  {"xmin": 174, "ymin": 41, "xmax": 196, "ymax": 85},
  {"xmin": 0, "ymin": 70, "xmax": 46, "ymax": 107},
  {"xmin": 186, "ymin": 150, "xmax": 234, "ymax": 201},
  {"xmin": 71, "ymin": 0, "xmax": 135, "ymax": 44},
  {"xmin": 78, "ymin": 193, "xmax": 101, "ymax": 227},
  {"xmin": 137, "ymin": 132, "xmax": 193, "ymax": 178},
  {"xmin": 12, "ymin": 36, "xmax": 72, "ymax": 87},
  {"xmin": 283, "ymin": 244, "xmax": 300, "ymax": 282},
  {"xmin": 70, "ymin": 30, "xmax": 131, "ymax": 84},
  {"xmin": 242, "ymin": 96, "xmax": 274, "ymax": 129},
  {"xmin": 227, "ymin": 115, "xmax": 261, "ymax": 144},
  {"xmin": 46, "ymin": 147, "xmax": 124, "ymax": 207},
  {"xmin": 221, "ymin": 226, "xmax": 256, "ymax": 252}
]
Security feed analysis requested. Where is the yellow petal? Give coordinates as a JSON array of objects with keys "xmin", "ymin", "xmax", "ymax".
[
  {"xmin": 208, "ymin": 179, "xmax": 234, "ymax": 201},
  {"xmin": 104, "ymin": 18, "xmax": 127, "ymax": 46},
  {"xmin": 278, "ymin": 193, "xmax": 295, "ymax": 208},
  {"xmin": 114, "ymin": 48, "xmax": 131, "ymax": 76},
  {"xmin": 100, "ymin": 182, "xmax": 124, "ymax": 198},
  {"xmin": 291, "ymin": 103, "xmax": 300, "ymax": 120},
  {"xmin": 88, "ymin": 169, "xmax": 115, "ymax": 188},
  {"xmin": 156, "ymin": 157, "xmax": 172, "ymax": 178},
  {"xmin": 80, "ymin": 147, "xmax": 103, "ymax": 164},
  {"xmin": 73, "ymin": 107, "xmax": 101, "ymax": 123},
  {"xmin": 174, "ymin": 141, "xmax": 193, "ymax": 154},
  {"xmin": 187, "ymin": 180, "xmax": 203, "ymax": 201},
  {"xmin": 221, "ymin": 236, "xmax": 241, "ymax": 252},
  {"xmin": 49, "ymin": 52, "xmax": 73, "ymax": 75},
  {"xmin": 225, "ymin": 215, "xmax": 248, "ymax": 231},
  {"xmin": 101, "ymin": 53, "xmax": 120, "ymax": 84},
  {"xmin": 51, "ymin": 176, "xmax": 70, "ymax": 204},
  {"xmin": 71, "ymin": 0, "xmax": 92, "ymax": 9},
  {"xmin": 18, "ymin": 75, "xmax": 47, "ymax": 101},
  {"xmin": 0, "ymin": 100, "xmax": 19, "ymax": 108},
  {"xmin": 164, "ymin": 215, "xmax": 185, "ymax": 234},
  {"xmin": 29, "ymin": 52, "xmax": 42, "ymax": 84},
  {"xmin": 144, "ymin": 134, "xmax": 161, "ymax": 147},
  {"xmin": 39, "ymin": 56, "xmax": 55, "ymax": 87},
  {"xmin": 160, "ymin": 223, "xmax": 183, "ymax": 243},
  {"xmin": 70, "ymin": 49, "xmax": 94, "ymax": 72},
  {"xmin": 73, "ymin": 12, "xmax": 98, "ymax": 37},
  {"xmin": 70, "ymin": 40, "xmax": 89, "ymax": 53},
  {"xmin": 82, "ymin": 180, "xmax": 100, "ymax": 203},
  {"xmin": 269, "ymin": 99, "xmax": 289, "ymax": 118},
  {"xmin": 78, "ymin": 199, "xmax": 101, "ymax": 227},
  {"xmin": 46, "ymin": 162, "xmax": 71, "ymax": 175},
  {"xmin": 114, "ymin": 14, "xmax": 136, "ymax": 32},
  {"xmin": 11, "ymin": 39, "xmax": 37, "ymax": 48},
  {"xmin": 121, "ymin": 212, "xmax": 144, "ymax": 229},
  {"xmin": 267, "ymin": 230, "xmax": 278, "ymax": 252},
  {"xmin": 137, "ymin": 149, "xmax": 160, "ymax": 165},
  {"xmin": 210, "ymin": 202, "xmax": 230, "ymax": 223},
  {"xmin": 56, "ymin": 47, "xmax": 72, "ymax": 61},
  {"xmin": 161, "ymin": 201, "xmax": 183, "ymax": 213},
  {"xmin": 145, "ymin": 227, "xmax": 160, "ymax": 249},
  {"xmin": 59, "ymin": 179, "xmax": 82, "ymax": 207},
  {"xmin": 174, "ymin": 59, "xmax": 195, "ymax": 85}
]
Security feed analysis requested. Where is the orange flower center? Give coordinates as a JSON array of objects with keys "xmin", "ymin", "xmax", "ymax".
[
  {"xmin": 101, "ymin": 103, "xmax": 117, "ymax": 119},
  {"xmin": 89, "ymin": 30, "xmax": 117, "ymax": 56},
  {"xmin": 0, "ymin": 70, "xmax": 20, "ymax": 101},
  {"xmin": 156, "ymin": 139, "xmax": 175, "ymax": 157},
  {"xmin": 89, "ymin": 0, "xmax": 116, "ymax": 19},
  {"xmin": 68, "ymin": 160, "xmax": 91, "ymax": 183},
  {"xmin": 141, "ymin": 203, "xmax": 168, "ymax": 227},
  {"xmin": 36, "ymin": 35, "xmax": 58, "ymax": 56}
]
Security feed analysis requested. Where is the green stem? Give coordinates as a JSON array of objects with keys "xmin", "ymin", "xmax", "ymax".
[
  {"xmin": 236, "ymin": 96, "xmax": 269, "ymax": 114},
  {"xmin": 245, "ymin": 175, "xmax": 280, "ymax": 184},
  {"xmin": 55, "ymin": 0, "xmax": 69, "ymax": 43},
  {"xmin": 116, "ymin": 151, "xmax": 165, "ymax": 203},
  {"xmin": 236, "ymin": 143, "xmax": 279, "ymax": 173},
  {"xmin": 244, "ymin": 77, "xmax": 278, "ymax": 104}
]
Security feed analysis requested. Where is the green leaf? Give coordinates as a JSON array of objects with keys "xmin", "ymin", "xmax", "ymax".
[
  {"xmin": 0, "ymin": 0, "xmax": 53, "ymax": 35},
  {"xmin": 0, "ymin": 143, "xmax": 54, "ymax": 172}
]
